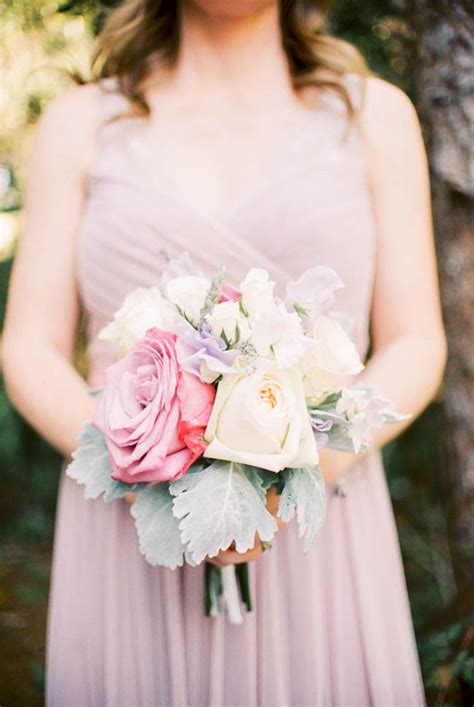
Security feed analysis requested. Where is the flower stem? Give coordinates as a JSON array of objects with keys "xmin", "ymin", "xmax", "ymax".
[
  {"xmin": 235, "ymin": 562, "xmax": 252, "ymax": 612},
  {"xmin": 204, "ymin": 562, "xmax": 222, "ymax": 617}
]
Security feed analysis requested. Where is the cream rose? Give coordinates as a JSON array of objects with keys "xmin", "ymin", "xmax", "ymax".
[
  {"xmin": 204, "ymin": 365, "xmax": 318, "ymax": 472},
  {"xmin": 166, "ymin": 275, "xmax": 210, "ymax": 326},
  {"xmin": 239, "ymin": 269, "xmax": 275, "ymax": 321},
  {"xmin": 301, "ymin": 314, "xmax": 364, "ymax": 402},
  {"xmin": 205, "ymin": 301, "xmax": 250, "ymax": 346},
  {"xmin": 98, "ymin": 287, "xmax": 176, "ymax": 356}
]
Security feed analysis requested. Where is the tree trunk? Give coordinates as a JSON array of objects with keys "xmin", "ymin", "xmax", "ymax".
[{"xmin": 407, "ymin": 0, "xmax": 474, "ymax": 597}]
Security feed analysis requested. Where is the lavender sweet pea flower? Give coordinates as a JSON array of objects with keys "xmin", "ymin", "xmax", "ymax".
[
  {"xmin": 310, "ymin": 417, "xmax": 333, "ymax": 449},
  {"xmin": 175, "ymin": 319, "xmax": 239, "ymax": 383},
  {"xmin": 347, "ymin": 406, "xmax": 384, "ymax": 453},
  {"xmin": 285, "ymin": 266, "xmax": 344, "ymax": 320},
  {"xmin": 337, "ymin": 387, "xmax": 406, "ymax": 453}
]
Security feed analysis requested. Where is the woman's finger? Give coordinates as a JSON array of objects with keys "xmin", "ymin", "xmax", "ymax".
[{"xmin": 217, "ymin": 545, "xmax": 263, "ymax": 566}]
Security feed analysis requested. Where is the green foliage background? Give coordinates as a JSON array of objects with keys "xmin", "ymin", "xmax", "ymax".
[{"xmin": 0, "ymin": 1, "xmax": 471, "ymax": 704}]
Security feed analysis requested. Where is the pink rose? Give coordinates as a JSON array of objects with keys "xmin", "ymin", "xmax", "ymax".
[
  {"xmin": 93, "ymin": 327, "xmax": 215, "ymax": 483},
  {"xmin": 219, "ymin": 281, "xmax": 241, "ymax": 303}
]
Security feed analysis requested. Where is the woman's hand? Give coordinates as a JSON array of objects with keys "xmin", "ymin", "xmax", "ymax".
[
  {"xmin": 318, "ymin": 447, "xmax": 364, "ymax": 489},
  {"xmin": 207, "ymin": 486, "xmax": 284, "ymax": 568}
]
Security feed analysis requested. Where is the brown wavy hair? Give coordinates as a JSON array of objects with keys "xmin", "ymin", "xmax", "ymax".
[{"xmin": 91, "ymin": 0, "xmax": 370, "ymax": 117}]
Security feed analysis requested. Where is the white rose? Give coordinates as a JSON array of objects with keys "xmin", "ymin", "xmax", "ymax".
[
  {"xmin": 204, "ymin": 365, "xmax": 318, "ymax": 472},
  {"xmin": 205, "ymin": 301, "xmax": 250, "ymax": 346},
  {"xmin": 301, "ymin": 314, "xmax": 364, "ymax": 402},
  {"xmin": 166, "ymin": 275, "xmax": 210, "ymax": 326},
  {"xmin": 98, "ymin": 287, "xmax": 176, "ymax": 356},
  {"xmin": 240, "ymin": 269, "xmax": 275, "ymax": 321},
  {"xmin": 250, "ymin": 301, "xmax": 309, "ymax": 367}
]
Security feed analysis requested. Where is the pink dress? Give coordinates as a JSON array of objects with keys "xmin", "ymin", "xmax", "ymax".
[{"xmin": 46, "ymin": 77, "xmax": 425, "ymax": 706}]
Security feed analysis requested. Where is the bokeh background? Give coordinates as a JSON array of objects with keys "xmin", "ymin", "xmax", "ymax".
[{"xmin": 0, "ymin": 1, "xmax": 473, "ymax": 705}]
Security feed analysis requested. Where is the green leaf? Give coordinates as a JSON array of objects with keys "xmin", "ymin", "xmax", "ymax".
[
  {"xmin": 131, "ymin": 483, "xmax": 187, "ymax": 569},
  {"xmin": 460, "ymin": 656, "xmax": 474, "ymax": 684},
  {"xmin": 278, "ymin": 467, "xmax": 326, "ymax": 552},
  {"xmin": 309, "ymin": 392, "xmax": 341, "ymax": 411},
  {"xmin": 220, "ymin": 328, "xmax": 231, "ymax": 347},
  {"xmin": 170, "ymin": 461, "xmax": 278, "ymax": 565},
  {"xmin": 239, "ymin": 300, "xmax": 249, "ymax": 317},
  {"xmin": 66, "ymin": 422, "xmax": 134, "ymax": 501},
  {"xmin": 292, "ymin": 302, "xmax": 310, "ymax": 318}
]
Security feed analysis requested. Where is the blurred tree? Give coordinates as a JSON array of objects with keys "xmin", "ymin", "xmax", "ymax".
[
  {"xmin": 404, "ymin": 0, "xmax": 474, "ymax": 701},
  {"xmin": 406, "ymin": 0, "xmax": 474, "ymax": 600}
]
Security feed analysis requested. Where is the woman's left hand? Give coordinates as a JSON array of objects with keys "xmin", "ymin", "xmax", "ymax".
[{"xmin": 318, "ymin": 447, "xmax": 363, "ymax": 488}]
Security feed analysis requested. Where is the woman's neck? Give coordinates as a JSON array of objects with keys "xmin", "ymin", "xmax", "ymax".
[{"xmin": 148, "ymin": 2, "xmax": 294, "ymax": 103}]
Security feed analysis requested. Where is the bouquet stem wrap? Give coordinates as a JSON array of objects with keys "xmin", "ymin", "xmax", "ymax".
[
  {"xmin": 221, "ymin": 565, "xmax": 244, "ymax": 624},
  {"xmin": 204, "ymin": 562, "xmax": 252, "ymax": 624}
]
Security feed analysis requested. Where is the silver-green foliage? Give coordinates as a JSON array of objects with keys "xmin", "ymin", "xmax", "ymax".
[
  {"xmin": 67, "ymin": 422, "xmax": 327, "ymax": 568},
  {"xmin": 170, "ymin": 461, "xmax": 278, "ymax": 565},
  {"xmin": 278, "ymin": 467, "xmax": 326, "ymax": 552},
  {"xmin": 131, "ymin": 484, "xmax": 188, "ymax": 570},
  {"xmin": 66, "ymin": 422, "xmax": 134, "ymax": 502}
]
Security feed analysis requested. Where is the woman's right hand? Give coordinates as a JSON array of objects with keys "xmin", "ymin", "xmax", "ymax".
[{"xmin": 206, "ymin": 487, "xmax": 284, "ymax": 568}]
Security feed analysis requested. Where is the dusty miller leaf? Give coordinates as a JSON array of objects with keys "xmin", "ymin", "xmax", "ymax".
[
  {"xmin": 66, "ymin": 422, "xmax": 135, "ymax": 501},
  {"xmin": 311, "ymin": 410, "xmax": 365, "ymax": 453},
  {"xmin": 278, "ymin": 467, "xmax": 327, "ymax": 552},
  {"xmin": 131, "ymin": 483, "xmax": 187, "ymax": 569},
  {"xmin": 326, "ymin": 424, "xmax": 365, "ymax": 453},
  {"xmin": 170, "ymin": 461, "xmax": 278, "ymax": 565}
]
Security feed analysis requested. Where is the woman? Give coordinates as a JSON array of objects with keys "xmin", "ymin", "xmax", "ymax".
[{"xmin": 3, "ymin": 0, "xmax": 447, "ymax": 704}]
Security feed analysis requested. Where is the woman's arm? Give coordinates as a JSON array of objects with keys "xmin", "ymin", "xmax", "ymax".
[
  {"xmin": 321, "ymin": 76, "xmax": 447, "ymax": 485},
  {"xmin": 2, "ymin": 85, "xmax": 101, "ymax": 458}
]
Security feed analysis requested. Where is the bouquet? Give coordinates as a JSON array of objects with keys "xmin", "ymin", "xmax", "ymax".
[{"xmin": 67, "ymin": 254, "xmax": 405, "ymax": 623}]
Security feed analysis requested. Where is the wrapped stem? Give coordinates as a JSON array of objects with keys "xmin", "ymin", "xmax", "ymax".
[
  {"xmin": 220, "ymin": 565, "xmax": 243, "ymax": 624},
  {"xmin": 203, "ymin": 562, "xmax": 253, "ymax": 623}
]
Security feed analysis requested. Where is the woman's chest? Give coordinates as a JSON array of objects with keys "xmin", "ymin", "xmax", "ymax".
[
  {"xmin": 121, "ymin": 95, "xmax": 344, "ymax": 224},
  {"xmin": 78, "ymin": 129, "xmax": 377, "ymax": 356}
]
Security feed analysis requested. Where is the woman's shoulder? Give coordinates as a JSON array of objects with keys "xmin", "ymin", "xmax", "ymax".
[
  {"xmin": 361, "ymin": 75, "xmax": 418, "ymax": 120},
  {"xmin": 30, "ymin": 82, "xmax": 112, "ymax": 178},
  {"xmin": 339, "ymin": 72, "xmax": 417, "ymax": 120},
  {"xmin": 338, "ymin": 73, "xmax": 426, "ymax": 188},
  {"xmin": 356, "ymin": 75, "xmax": 422, "ymax": 154},
  {"xmin": 352, "ymin": 74, "xmax": 428, "ymax": 197},
  {"xmin": 39, "ymin": 82, "xmax": 103, "ymax": 137}
]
